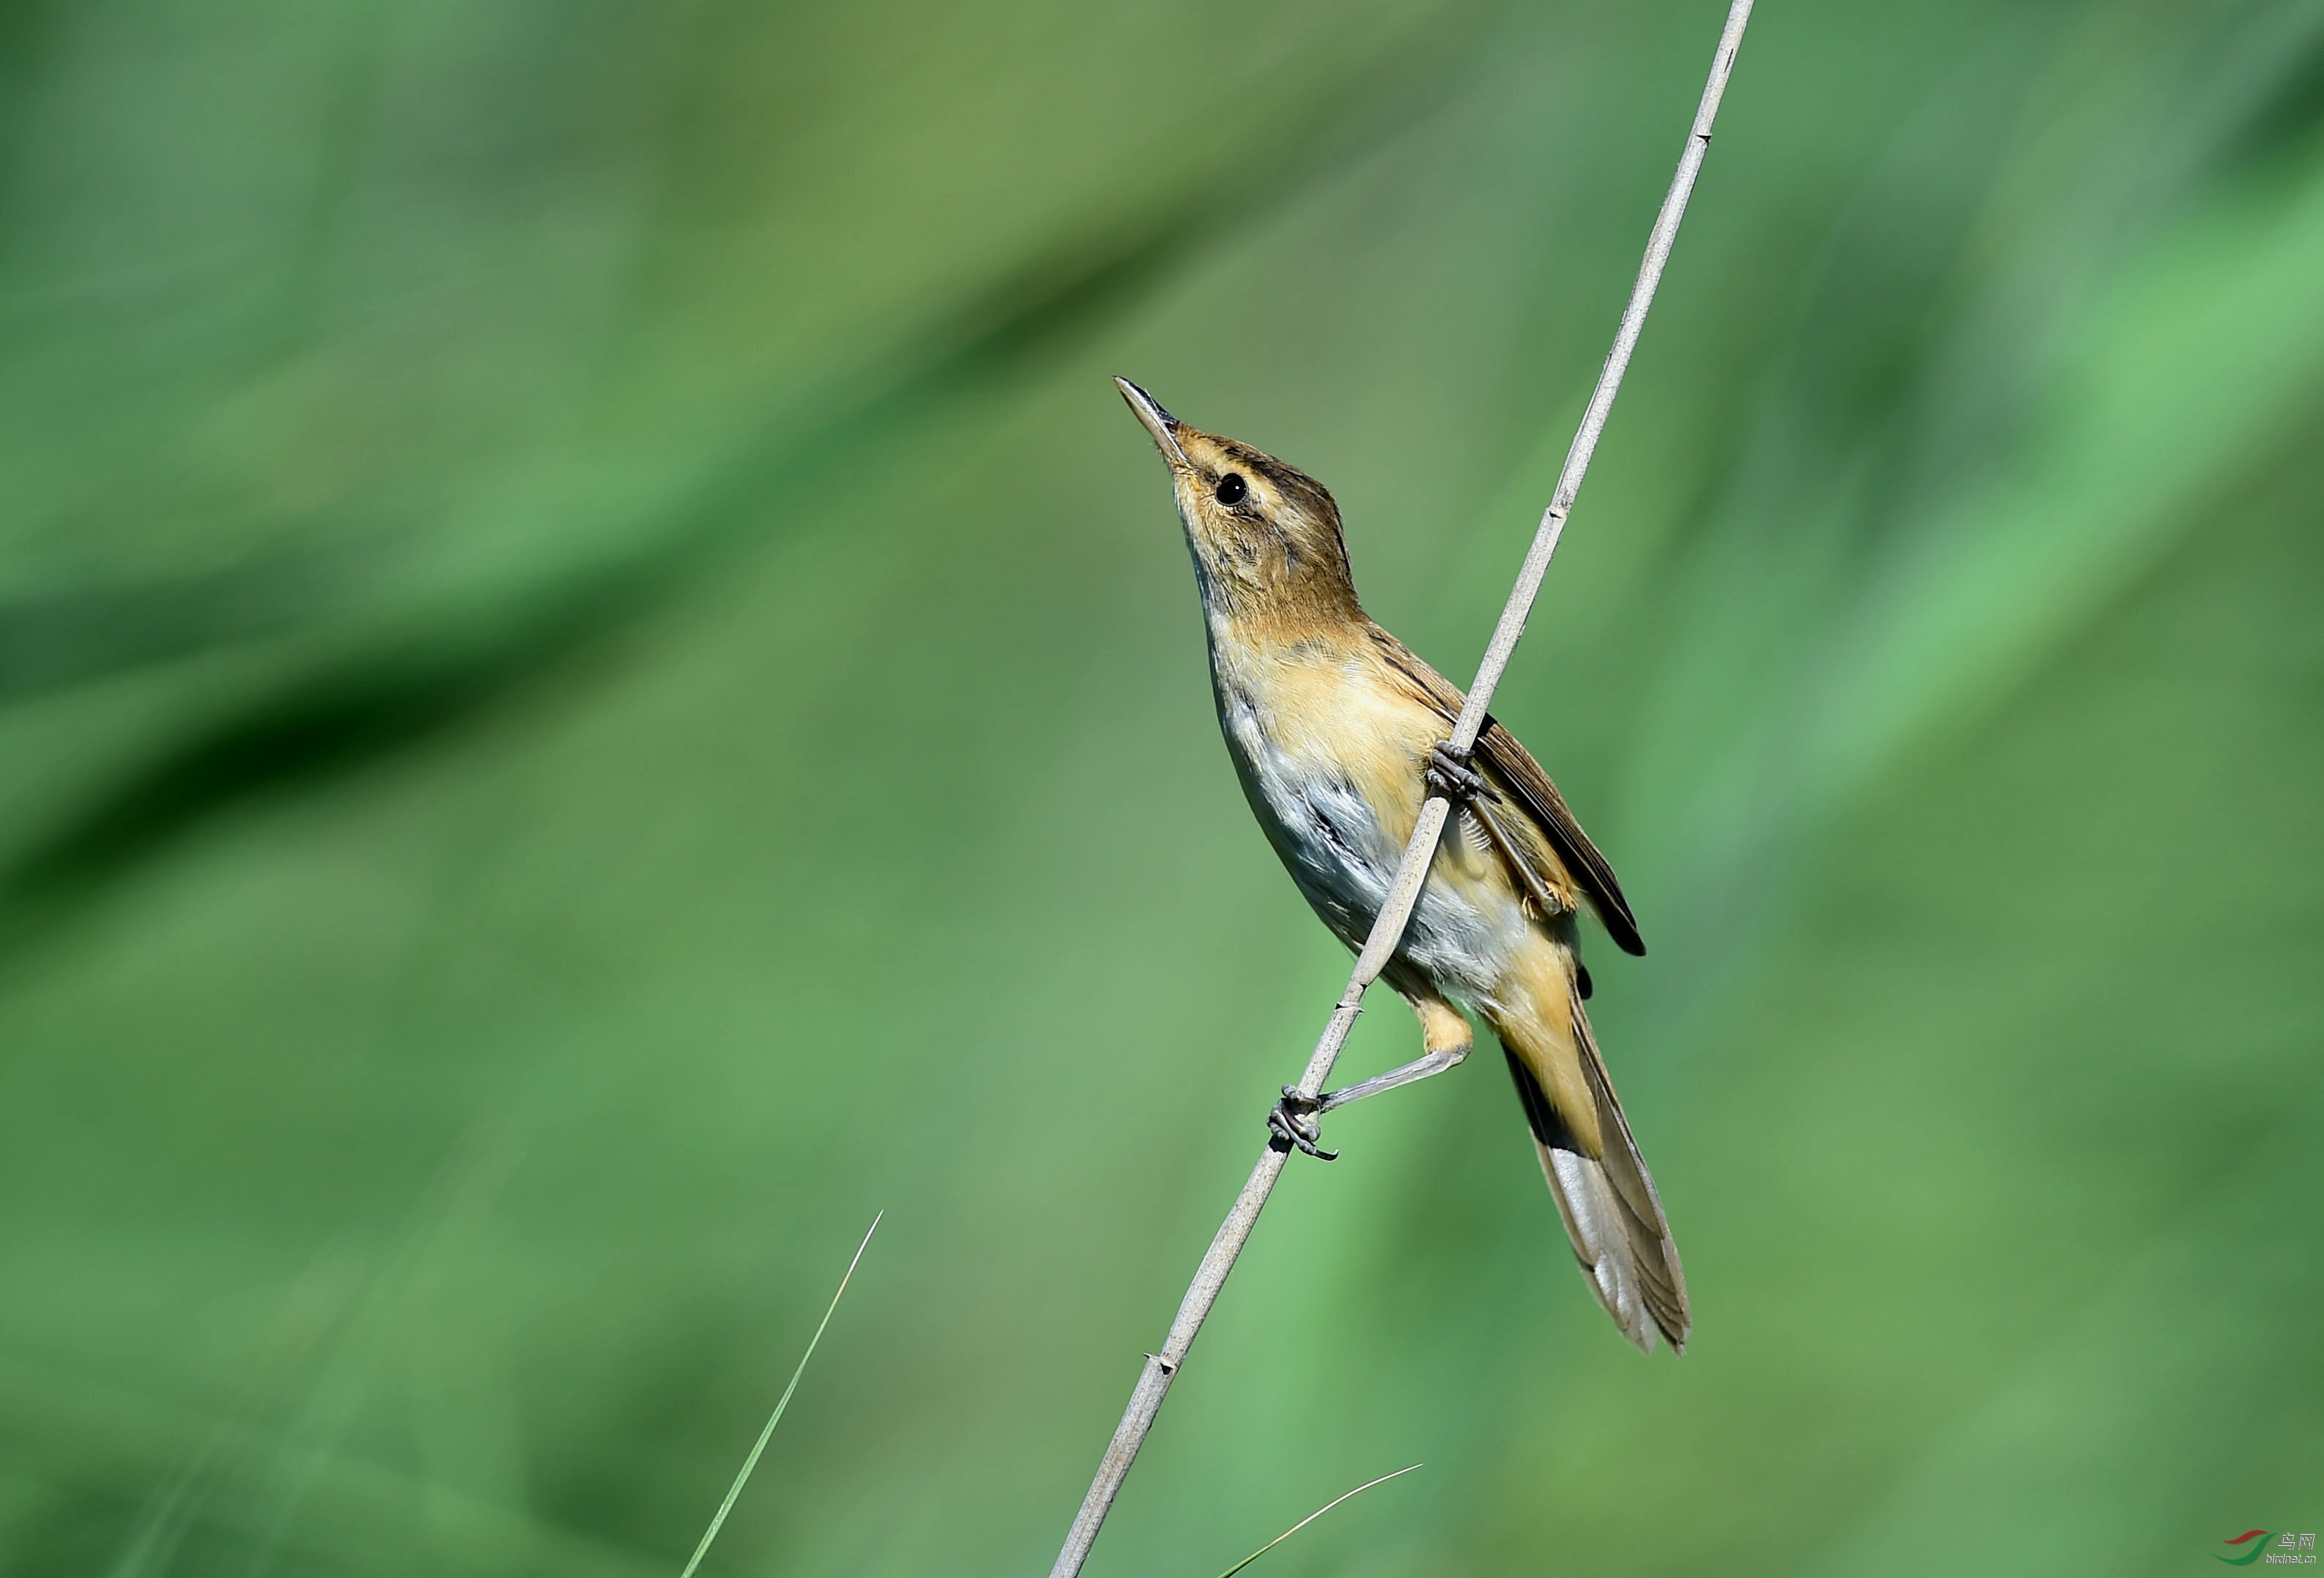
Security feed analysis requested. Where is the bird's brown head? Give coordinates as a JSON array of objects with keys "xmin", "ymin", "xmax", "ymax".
[{"xmin": 1115, "ymin": 376, "xmax": 1361, "ymax": 629}]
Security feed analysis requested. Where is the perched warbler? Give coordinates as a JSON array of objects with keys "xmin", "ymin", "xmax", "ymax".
[{"xmin": 1117, "ymin": 376, "xmax": 1687, "ymax": 1353}]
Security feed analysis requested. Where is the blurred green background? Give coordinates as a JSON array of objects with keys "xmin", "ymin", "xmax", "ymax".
[{"xmin": 2, "ymin": 0, "xmax": 2320, "ymax": 1573}]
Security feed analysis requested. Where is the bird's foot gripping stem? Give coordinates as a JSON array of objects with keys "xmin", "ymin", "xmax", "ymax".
[
  {"xmin": 1267, "ymin": 1087, "xmax": 1338, "ymax": 1161},
  {"xmin": 1424, "ymin": 742, "xmax": 1494, "ymax": 803}
]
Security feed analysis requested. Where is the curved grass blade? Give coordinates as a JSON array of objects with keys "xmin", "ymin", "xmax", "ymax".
[
  {"xmin": 676, "ymin": 1212, "xmax": 883, "ymax": 1578},
  {"xmin": 1213, "ymin": 1463, "xmax": 1421, "ymax": 1578}
]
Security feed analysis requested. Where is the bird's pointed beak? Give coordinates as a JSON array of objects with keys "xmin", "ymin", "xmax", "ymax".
[{"xmin": 1114, "ymin": 376, "xmax": 1190, "ymax": 468}]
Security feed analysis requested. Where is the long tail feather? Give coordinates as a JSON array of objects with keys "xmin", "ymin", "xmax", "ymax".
[{"xmin": 1500, "ymin": 983, "xmax": 1689, "ymax": 1352}]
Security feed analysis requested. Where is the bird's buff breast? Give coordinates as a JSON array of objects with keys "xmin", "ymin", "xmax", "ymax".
[{"xmin": 1207, "ymin": 638, "xmax": 1530, "ymax": 1003}]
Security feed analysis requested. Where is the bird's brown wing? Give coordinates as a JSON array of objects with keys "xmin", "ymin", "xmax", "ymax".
[
  {"xmin": 1474, "ymin": 717, "xmax": 1646, "ymax": 957},
  {"xmin": 1368, "ymin": 623, "xmax": 1646, "ymax": 957}
]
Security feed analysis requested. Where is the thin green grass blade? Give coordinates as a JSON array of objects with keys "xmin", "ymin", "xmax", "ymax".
[
  {"xmin": 1212, "ymin": 1463, "xmax": 1421, "ymax": 1578},
  {"xmin": 675, "ymin": 1212, "xmax": 883, "ymax": 1578}
]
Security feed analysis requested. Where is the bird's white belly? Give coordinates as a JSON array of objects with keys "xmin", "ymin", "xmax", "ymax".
[{"xmin": 1216, "ymin": 686, "xmax": 1528, "ymax": 1004}]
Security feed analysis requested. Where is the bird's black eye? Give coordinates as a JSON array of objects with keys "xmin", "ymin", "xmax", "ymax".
[{"xmin": 1215, "ymin": 472, "xmax": 1248, "ymax": 505}]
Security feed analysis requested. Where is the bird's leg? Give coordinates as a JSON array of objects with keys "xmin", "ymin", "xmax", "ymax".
[
  {"xmin": 1424, "ymin": 740, "xmax": 1495, "ymax": 803},
  {"xmin": 1267, "ymin": 993, "xmax": 1473, "ymax": 1160},
  {"xmin": 1313, "ymin": 1043, "xmax": 1470, "ymax": 1114}
]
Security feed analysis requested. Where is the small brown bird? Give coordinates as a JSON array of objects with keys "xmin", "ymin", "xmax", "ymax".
[{"xmin": 1117, "ymin": 377, "xmax": 1687, "ymax": 1353}]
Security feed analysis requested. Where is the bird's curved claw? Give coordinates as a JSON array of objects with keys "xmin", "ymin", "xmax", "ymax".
[
  {"xmin": 1268, "ymin": 1086, "xmax": 1338, "ymax": 1161},
  {"xmin": 1424, "ymin": 743, "xmax": 1495, "ymax": 803}
]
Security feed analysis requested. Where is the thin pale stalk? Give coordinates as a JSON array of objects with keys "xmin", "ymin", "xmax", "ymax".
[
  {"xmin": 1048, "ymin": 5, "xmax": 1754, "ymax": 1574},
  {"xmin": 678, "ymin": 1213, "xmax": 882, "ymax": 1578},
  {"xmin": 1213, "ymin": 1464, "xmax": 1422, "ymax": 1578}
]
